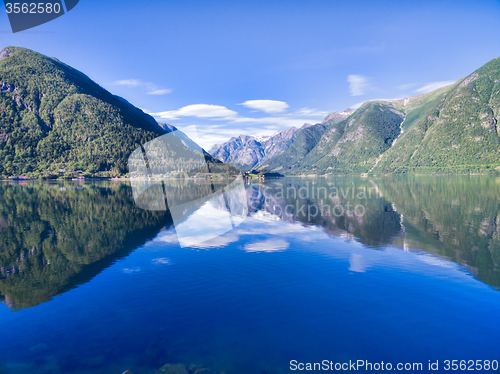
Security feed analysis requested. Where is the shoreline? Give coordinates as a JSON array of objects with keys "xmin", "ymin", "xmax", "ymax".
[{"xmin": 1, "ymin": 172, "xmax": 496, "ymax": 183}]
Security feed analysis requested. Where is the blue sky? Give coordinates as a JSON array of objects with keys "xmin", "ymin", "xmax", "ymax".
[{"xmin": 0, "ymin": 0, "xmax": 499, "ymax": 149}]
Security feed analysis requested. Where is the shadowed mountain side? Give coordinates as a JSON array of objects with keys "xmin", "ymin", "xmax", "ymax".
[{"xmin": 0, "ymin": 47, "xmax": 173, "ymax": 177}]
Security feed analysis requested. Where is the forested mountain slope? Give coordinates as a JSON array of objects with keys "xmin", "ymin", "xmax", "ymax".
[{"xmin": 0, "ymin": 47, "xmax": 168, "ymax": 177}]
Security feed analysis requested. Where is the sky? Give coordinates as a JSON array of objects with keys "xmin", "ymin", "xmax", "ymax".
[{"xmin": 0, "ymin": 0, "xmax": 499, "ymax": 149}]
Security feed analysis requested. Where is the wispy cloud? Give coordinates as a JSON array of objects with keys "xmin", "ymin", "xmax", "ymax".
[
  {"xmin": 239, "ymin": 100, "xmax": 289, "ymax": 113},
  {"xmin": 115, "ymin": 79, "xmax": 142, "ymax": 86},
  {"xmin": 148, "ymin": 88, "xmax": 172, "ymax": 95},
  {"xmin": 347, "ymin": 75, "xmax": 370, "ymax": 96},
  {"xmin": 414, "ymin": 81, "xmax": 455, "ymax": 94},
  {"xmin": 291, "ymin": 107, "xmax": 329, "ymax": 117},
  {"xmin": 150, "ymin": 104, "xmax": 238, "ymax": 120},
  {"xmin": 114, "ymin": 79, "xmax": 172, "ymax": 95}
]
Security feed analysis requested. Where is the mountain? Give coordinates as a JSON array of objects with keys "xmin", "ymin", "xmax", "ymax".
[
  {"xmin": 208, "ymin": 135, "xmax": 266, "ymax": 170},
  {"xmin": 0, "ymin": 46, "xmax": 174, "ymax": 177},
  {"xmin": 208, "ymin": 127, "xmax": 301, "ymax": 170},
  {"xmin": 158, "ymin": 122, "xmax": 208, "ymax": 153},
  {"xmin": 260, "ymin": 103, "xmax": 404, "ymax": 174},
  {"xmin": 0, "ymin": 46, "xmax": 228, "ymax": 179},
  {"xmin": 373, "ymin": 57, "xmax": 500, "ymax": 174},
  {"xmin": 321, "ymin": 108, "xmax": 355, "ymax": 124},
  {"xmin": 256, "ymin": 123, "xmax": 327, "ymax": 173},
  {"xmin": 260, "ymin": 57, "xmax": 500, "ymax": 175},
  {"xmin": 209, "ymin": 108, "xmax": 353, "ymax": 170}
]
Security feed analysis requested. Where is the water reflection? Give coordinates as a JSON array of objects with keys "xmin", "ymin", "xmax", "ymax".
[
  {"xmin": 1, "ymin": 176, "xmax": 499, "ymax": 310},
  {"xmin": 246, "ymin": 176, "xmax": 500, "ymax": 288},
  {"xmin": 0, "ymin": 181, "xmax": 171, "ymax": 309},
  {"xmin": 246, "ymin": 179, "xmax": 404, "ymax": 246},
  {"xmin": 165, "ymin": 176, "xmax": 248, "ymax": 247}
]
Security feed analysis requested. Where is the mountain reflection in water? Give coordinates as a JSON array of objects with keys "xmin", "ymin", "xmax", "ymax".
[
  {"xmin": 245, "ymin": 176, "xmax": 500, "ymax": 288},
  {"xmin": 0, "ymin": 176, "xmax": 499, "ymax": 311},
  {"xmin": 0, "ymin": 177, "xmax": 499, "ymax": 374},
  {"xmin": 0, "ymin": 181, "xmax": 172, "ymax": 309}
]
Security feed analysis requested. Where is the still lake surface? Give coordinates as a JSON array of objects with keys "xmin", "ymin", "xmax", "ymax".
[{"xmin": 0, "ymin": 176, "xmax": 499, "ymax": 373}]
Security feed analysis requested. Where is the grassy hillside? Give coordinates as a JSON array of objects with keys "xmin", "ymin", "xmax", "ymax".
[{"xmin": 374, "ymin": 57, "xmax": 500, "ymax": 174}]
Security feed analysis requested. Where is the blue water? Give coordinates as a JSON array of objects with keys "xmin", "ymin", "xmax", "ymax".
[{"xmin": 1, "ymin": 213, "xmax": 499, "ymax": 374}]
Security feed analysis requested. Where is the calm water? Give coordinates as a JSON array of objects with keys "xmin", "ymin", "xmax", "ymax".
[{"xmin": 0, "ymin": 177, "xmax": 499, "ymax": 373}]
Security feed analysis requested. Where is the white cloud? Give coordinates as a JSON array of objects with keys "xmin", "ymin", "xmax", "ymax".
[
  {"xmin": 176, "ymin": 116, "xmax": 320, "ymax": 150},
  {"xmin": 147, "ymin": 88, "xmax": 172, "ymax": 95},
  {"xmin": 347, "ymin": 75, "xmax": 370, "ymax": 96},
  {"xmin": 240, "ymin": 100, "xmax": 289, "ymax": 113},
  {"xmin": 414, "ymin": 81, "xmax": 455, "ymax": 94},
  {"xmin": 115, "ymin": 79, "xmax": 142, "ymax": 86},
  {"xmin": 179, "ymin": 124, "xmax": 280, "ymax": 151},
  {"xmin": 113, "ymin": 79, "xmax": 172, "ymax": 95},
  {"xmin": 151, "ymin": 104, "xmax": 238, "ymax": 120},
  {"xmin": 292, "ymin": 107, "xmax": 329, "ymax": 117}
]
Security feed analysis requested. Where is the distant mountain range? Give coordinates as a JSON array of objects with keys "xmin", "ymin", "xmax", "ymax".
[
  {"xmin": 208, "ymin": 127, "xmax": 300, "ymax": 170},
  {"xmin": 208, "ymin": 109, "xmax": 354, "ymax": 170}
]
